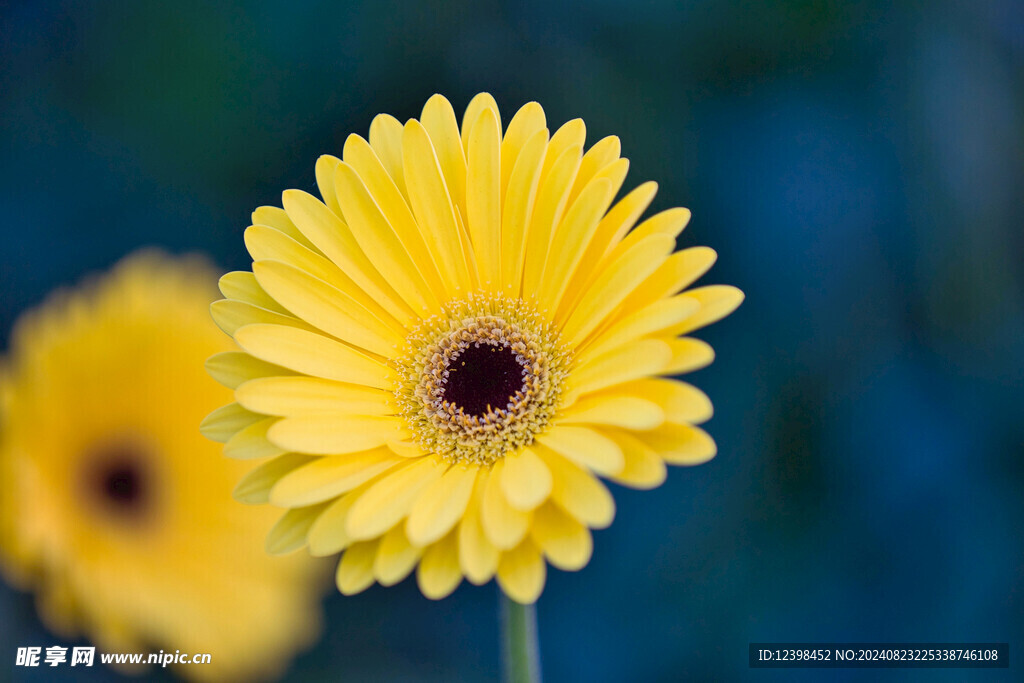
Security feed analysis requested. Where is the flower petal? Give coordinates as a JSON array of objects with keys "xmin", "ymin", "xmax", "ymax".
[
  {"xmin": 536, "ymin": 425, "xmax": 624, "ymax": 476},
  {"xmin": 496, "ymin": 539, "xmax": 546, "ymax": 605},
  {"xmin": 267, "ymin": 415, "xmax": 409, "ymax": 456},
  {"xmin": 224, "ymin": 418, "xmax": 286, "ymax": 460},
  {"xmin": 530, "ymin": 502, "xmax": 593, "ymax": 571},
  {"xmin": 236, "ymin": 376, "xmax": 394, "ymax": 417},
  {"xmin": 345, "ymin": 457, "xmax": 447, "ymax": 540},
  {"xmin": 307, "ymin": 485, "xmax": 370, "ymax": 556},
  {"xmin": 659, "ymin": 338, "xmax": 715, "ymax": 375},
  {"xmin": 206, "ymin": 351, "xmax": 293, "ymax": 390},
  {"xmin": 336, "ymin": 539, "xmax": 379, "ymax": 595},
  {"xmin": 218, "ymin": 271, "xmax": 289, "ymax": 314},
  {"xmin": 576, "ymin": 296, "xmax": 700, "ymax": 363},
  {"xmin": 402, "ymin": 119, "xmax": 473, "ymax": 296},
  {"xmin": 601, "ymin": 429, "xmax": 667, "ymax": 489},
  {"xmin": 465, "ymin": 106, "xmax": 502, "ymax": 288},
  {"xmin": 570, "ymin": 338, "xmax": 671, "ymax": 399},
  {"xmin": 282, "ymin": 189, "xmax": 416, "ymax": 324},
  {"xmin": 521, "ymin": 144, "xmax": 583, "ymax": 297},
  {"xmin": 406, "ymin": 464, "xmax": 478, "ymax": 546},
  {"xmin": 417, "ymin": 529, "xmax": 462, "ymax": 600},
  {"xmin": 611, "ymin": 378, "xmax": 713, "ymax": 424},
  {"xmin": 368, "ymin": 113, "xmax": 407, "ymax": 197},
  {"xmin": 210, "ymin": 299, "xmax": 315, "ymax": 337},
  {"xmin": 500, "ymin": 447, "xmax": 552, "ymax": 511},
  {"xmin": 635, "ymin": 423, "xmax": 717, "ymax": 466},
  {"xmin": 421, "ymin": 94, "xmax": 468, "ymax": 222},
  {"xmin": 458, "ymin": 470, "xmax": 499, "ymax": 585},
  {"xmin": 535, "ymin": 446, "xmax": 615, "ymax": 528},
  {"xmin": 500, "ymin": 128, "xmax": 548, "ymax": 292},
  {"xmin": 559, "ymin": 395, "xmax": 664, "ymax": 431},
  {"xmin": 233, "ymin": 453, "xmax": 316, "ymax": 505},
  {"xmin": 234, "ymin": 324, "xmax": 395, "ymax": 390},
  {"xmin": 252, "ymin": 205, "xmax": 321, "ymax": 253},
  {"xmin": 200, "ymin": 402, "xmax": 263, "ymax": 443},
  {"xmin": 663, "ymin": 285, "xmax": 745, "ymax": 336},
  {"xmin": 266, "ymin": 503, "xmax": 330, "ymax": 555},
  {"xmin": 481, "ymin": 460, "xmax": 531, "ymax": 550},
  {"xmin": 253, "ymin": 259, "xmax": 406, "ymax": 356},
  {"xmin": 374, "ymin": 525, "xmax": 422, "ymax": 587},
  {"xmin": 269, "ymin": 448, "xmax": 405, "ymax": 506}
]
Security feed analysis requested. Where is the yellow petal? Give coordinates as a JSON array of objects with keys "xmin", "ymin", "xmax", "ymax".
[
  {"xmin": 333, "ymin": 162, "xmax": 440, "ymax": 317},
  {"xmin": 402, "ymin": 120, "xmax": 472, "ymax": 295},
  {"xmin": 541, "ymin": 118, "xmax": 586, "ymax": 179},
  {"xmin": 500, "ymin": 102, "xmax": 546, "ymax": 206},
  {"xmin": 570, "ymin": 338, "xmax": 671, "ymax": 398},
  {"xmin": 267, "ymin": 415, "xmax": 409, "ymax": 455},
  {"xmin": 612, "ymin": 378, "xmax": 713, "ymax": 424},
  {"xmin": 560, "ymin": 233, "xmax": 675, "ymax": 344},
  {"xmin": 253, "ymin": 259, "xmax": 406, "ymax": 357},
  {"xmin": 496, "ymin": 539, "xmax": 546, "ymax": 605},
  {"xmin": 374, "ymin": 525, "xmax": 422, "ymax": 587},
  {"xmin": 417, "ymin": 529, "xmax": 463, "ymax": 600},
  {"xmin": 567, "ymin": 135, "xmax": 620, "ymax": 205},
  {"xmin": 481, "ymin": 459, "xmax": 531, "ymax": 550},
  {"xmin": 200, "ymin": 402, "xmax": 263, "ymax": 443},
  {"xmin": 559, "ymin": 395, "xmax": 664, "ymax": 431},
  {"xmin": 341, "ymin": 134, "xmax": 448, "ymax": 302},
  {"xmin": 461, "ymin": 92, "xmax": 502, "ymax": 151},
  {"xmin": 206, "ymin": 351, "xmax": 293, "ymax": 390},
  {"xmin": 615, "ymin": 246, "xmax": 718, "ymax": 314},
  {"xmin": 635, "ymin": 423, "xmax": 717, "ymax": 466},
  {"xmin": 459, "ymin": 470, "xmax": 499, "ymax": 585},
  {"xmin": 663, "ymin": 285, "xmax": 745, "ymax": 336},
  {"xmin": 576, "ymin": 296, "xmax": 700, "ymax": 362},
  {"xmin": 535, "ymin": 425, "xmax": 624, "ymax": 476},
  {"xmin": 500, "ymin": 128, "xmax": 548, "ymax": 292},
  {"xmin": 336, "ymin": 539, "xmax": 379, "ymax": 595},
  {"xmin": 406, "ymin": 464, "xmax": 478, "ymax": 546},
  {"xmin": 386, "ymin": 439, "xmax": 428, "ymax": 458},
  {"xmin": 465, "ymin": 107, "xmax": 502, "ymax": 288},
  {"xmin": 266, "ymin": 502, "xmax": 330, "ymax": 555},
  {"xmin": 421, "ymin": 94, "xmax": 468, "ymax": 221},
  {"xmin": 627, "ymin": 206, "xmax": 691, "ymax": 242},
  {"xmin": 269, "ymin": 448, "xmax": 405, "ymax": 506},
  {"xmin": 307, "ymin": 485, "xmax": 371, "ymax": 556},
  {"xmin": 602, "ymin": 429, "xmax": 667, "ymax": 489},
  {"xmin": 368, "ymin": 113, "xmax": 407, "ymax": 197},
  {"xmin": 520, "ymin": 144, "xmax": 583, "ymax": 297},
  {"xmin": 236, "ymin": 376, "xmax": 393, "ymax": 417},
  {"xmin": 500, "ymin": 447, "xmax": 552, "ymax": 511},
  {"xmin": 536, "ymin": 178, "xmax": 615, "ymax": 313},
  {"xmin": 282, "ymin": 189, "xmax": 416, "ymax": 324},
  {"xmin": 660, "ymin": 337, "xmax": 715, "ymax": 375},
  {"xmin": 252, "ymin": 205, "xmax": 321, "ymax": 253},
  {"xmin": 210, "ymin": 299, "xmax": 315, "ymax": 337},
  {"xmin": 315, "ymin": 154, "xmax": 342, "ymax": 215},
  {"xmin": 234, "ymin": 324, "xmax": 395, "ymax": 390},
  {"xmin": 233, "ymin": 453, "xmax": 316, "ymax": 504},
  {"xmin": 557, "ymin": 182, "xmax": 658, "ymax": 311},
  {"xmin": 530, "ymin": 502, "xmax": 593, "ymax": 571},
  {"xmin": 224, "ymin": 418, "xmax": 286, "ymax": 460},
  {"xmin": 244, "ymin": 223, "xmax": 407, "ymax": 334},
  {"xmin": 535, "ymin": 446, "xmax": 615, "ymax": 528},
  {"xmin": 218, "ymin": 271, "xmax": 288, "ymax": 314},
  {"xmin": 345, "ymin": 457, "xmax": 447, "ymax": 540}
]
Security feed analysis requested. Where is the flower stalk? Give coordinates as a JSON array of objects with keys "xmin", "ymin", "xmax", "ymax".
[{"xmin": 500, "ymin": 592, "xmax": 542, "ymax": 683}]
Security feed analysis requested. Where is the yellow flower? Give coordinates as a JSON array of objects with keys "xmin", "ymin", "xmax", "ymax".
[
  {"xmin": 204, "ymin": 93, "xmax": 743, "ymax": 605},
  {"xmin": 0, "ymin": 252, "xmax": 327, "ymax": 681}
]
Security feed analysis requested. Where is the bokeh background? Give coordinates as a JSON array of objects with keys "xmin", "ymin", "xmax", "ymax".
[{"xmin": 2, "ymin": 0, "xmax": 1022, "ymax": 681}]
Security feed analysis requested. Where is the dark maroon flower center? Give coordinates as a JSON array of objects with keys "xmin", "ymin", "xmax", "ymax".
[{"xmin": 441, "ymin": 343, "xmax": 526, "ymax": 417}]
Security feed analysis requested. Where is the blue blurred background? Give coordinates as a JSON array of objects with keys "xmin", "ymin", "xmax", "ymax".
[{"xmin": 2, "ymin": 0, "xmax": 1022, "ymax": 680}]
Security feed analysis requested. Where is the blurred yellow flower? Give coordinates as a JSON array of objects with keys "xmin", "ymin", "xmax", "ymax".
[
  {"xmin": 0, "ymin": 252, "xmax": 327, "ymax": 681},
  {"xmin": 204, "ymin": 93, "xmax": 742, "ymax": 604}
]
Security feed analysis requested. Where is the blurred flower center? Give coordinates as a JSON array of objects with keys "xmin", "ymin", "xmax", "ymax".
[
  {"xmin": 441, "ymin": 342, "xmax": 527, "ymax": 417},
  {"xmin": 82, "ymin": 440, "xmax": 154, "ymax": 521}
]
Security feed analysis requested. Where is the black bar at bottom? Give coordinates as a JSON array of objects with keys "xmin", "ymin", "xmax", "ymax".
[{"xmin": 749, "ymin": 643, "xmax": 1008, "ymax": 668}]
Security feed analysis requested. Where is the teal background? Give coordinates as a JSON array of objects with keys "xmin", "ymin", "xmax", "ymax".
[{"xmin": 2, "ymin": 0, "xmax": 1023, "ymax": 680}]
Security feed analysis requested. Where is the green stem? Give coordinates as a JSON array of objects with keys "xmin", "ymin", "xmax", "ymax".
[{"xmin": 500, "ymin": 591, "xmax": 542, "ymax": 683}]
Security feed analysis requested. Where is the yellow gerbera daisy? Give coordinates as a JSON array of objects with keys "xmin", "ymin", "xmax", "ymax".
[
  {"xmin": 204, "ymin": 93, "xmax": 743, "ymax": 605},
  {"xmin": 0, "ymin": 252, "xmax": 327, "ymax": 681}
]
